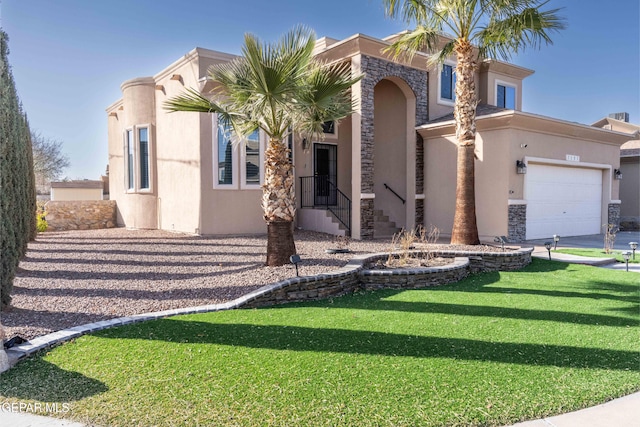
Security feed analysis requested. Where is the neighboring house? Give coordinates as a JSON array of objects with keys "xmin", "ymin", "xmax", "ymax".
[
  {"xmin": 592, "ymin": 114, "xmax": 640, "ymax": 230},
  {"xmin": 106, "ymin": 32, "xmax": 638, "ymax": 241},
  {"xmin": 50, "ymin": 180, "xmax": 104, "ymax": 201}
]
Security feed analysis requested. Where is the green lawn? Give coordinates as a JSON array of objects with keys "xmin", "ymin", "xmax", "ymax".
[
  {"xmin": 556, "ymin": 248, "xmax": 640, "ymax": 263},
  {"xmin": 1, "ymin": 259, "xmax": 638, "ymax": 427}
]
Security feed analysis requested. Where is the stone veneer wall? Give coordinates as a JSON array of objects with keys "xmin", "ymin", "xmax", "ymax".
[
  {"xmin": 45, "ymin": 200, "xmax": 117, "ymax": 231},
  {"xmin": 243, "ymin": 247, "xmax": 533, "ymax": 308},
  {"xmin": 415, "ymin": 133, "xmax": 425, "ymax": 226},
  {"xmin": 607, "ymin": 203, "xmax": 621, "ymax": 229},
  {"xmin": 508, "ymin": 204, "xmax": 527, "ymax": 242},
  {"xmin": 358, "ymin": 55, "xmax": 428, "ymax": 238},
  {"xmin": 360, "ymin": 199, "xmax": 375, "ymax": 239}
]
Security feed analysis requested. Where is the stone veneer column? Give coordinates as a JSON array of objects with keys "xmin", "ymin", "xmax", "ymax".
[
  {"xmin": 608, "ymin": 203, "xmax": 621, "ymax": 229},
  {"xmin": 415, "ymin": 133, "xmax": 425, "ymax": 226},
  {"xmin": 358, "ymin": 55, "xmax": 428, "ymax": 239},
  {"xmin": 508, "ymin": 203, "xmax": 527, "ymax": 242}
]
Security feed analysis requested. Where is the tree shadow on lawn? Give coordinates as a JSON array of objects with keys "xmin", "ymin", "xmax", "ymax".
[
  {"xmin": 320, "ymin": 297, "xmax": 638, "ymax": 327},
  {"xmin": 0, "ymin": 358, "xmax": 108, "ymax": 402},
  {"xmin": 98, "ymin": 318, "xmax": 640, "ymax": 372}
]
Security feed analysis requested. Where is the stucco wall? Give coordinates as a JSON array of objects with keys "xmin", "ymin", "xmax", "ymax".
[
  {"xmin": 619, "ymin": 157, "xmax": 639, "ymax": 229},
  {"xmin": 423, "ymin": 122, "xmax": 622, "ymax": 240}
]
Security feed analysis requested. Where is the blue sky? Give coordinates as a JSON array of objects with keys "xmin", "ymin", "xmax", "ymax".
[{"xmin": 2, "ymin": 0, "xmax": 638, "ymax": 179}]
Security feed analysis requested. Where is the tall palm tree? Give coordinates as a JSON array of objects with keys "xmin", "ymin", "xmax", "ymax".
[
  {"xmin": 383, "ymin": 0, "xmax": 565, "ymax": 244},
  {"xmin": 165, "ymin": 26, "xmax": 361, "ymax": 266}
]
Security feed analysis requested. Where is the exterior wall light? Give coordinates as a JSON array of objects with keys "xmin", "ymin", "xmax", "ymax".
[
  {"xmin": 629, "ymin": 242, "xmax": 638, "ymax": 260},
  {"xmin": 614, "ymin": 168, "xmax": 622, "ymax": 180},
  {"xmin": 544, "ymin": 242, "xmax": 552, "ymax": 260},
  {"xmin": 622, "ymin": 251, "xmax": 631, "ymax": 272},
  {"xmin": 553, "ymin": 234, "xmax": 560, "ymax": 250},
  {"xmin": 516, "ymin": 160, "xmax": 527, "ymax": 174}
]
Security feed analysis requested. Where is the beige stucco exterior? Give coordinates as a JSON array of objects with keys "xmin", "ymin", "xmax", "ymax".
[
  {"xmin": 107, "ymin": 31, "xmax": 635, "ymax": 241},
  {"xmin": 50, "ymin": 187, "xmax": 103, "ymax": 201},
  {"xmin": 419, "ymin": 112, "xmax": 632, "ymax": 240},
  {"xmin": 592, "ymin": 117, "xmax": 640, "ymax": 229}
]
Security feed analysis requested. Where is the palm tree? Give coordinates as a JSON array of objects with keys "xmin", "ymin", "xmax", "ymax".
[
  {"xmin": 383, "ymin": 0, "xmax": 565, "ymax": 244},
  {"xmin": 165, "ymin": 26, "xmax": 361, "ymax": 266}
]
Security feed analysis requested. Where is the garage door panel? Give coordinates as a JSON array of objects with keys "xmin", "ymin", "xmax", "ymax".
[{"xmin": 525, "ymin": 164, "xmax": 602, "ymax": 239}]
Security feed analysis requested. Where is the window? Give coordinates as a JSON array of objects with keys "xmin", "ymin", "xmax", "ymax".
[
  {"xmin": 139, "ymin": 128, "xmax": 150, "ymax": 189},
  {"xmin": 439, "ymin": 63, "xmax": 456, "ymax": 103},
  {"xmin": 125, "ymin": 129, "xmax": 134, "ymax": 190},
  {"xmin": 213, "ymin": 114, "xmax": 264, "ymax": 189},
  {"xmin": 496, "ymin": 83, "xmax": 516, "ymax": 109},
  {"xmin": 124, "ymin": 125, "xmax": 151, "ymax": 192}
]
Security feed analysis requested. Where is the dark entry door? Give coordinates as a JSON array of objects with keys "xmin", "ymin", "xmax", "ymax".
[{"xmin": 314, "ymin": 143, "xmax": 337, "ymax": 206}]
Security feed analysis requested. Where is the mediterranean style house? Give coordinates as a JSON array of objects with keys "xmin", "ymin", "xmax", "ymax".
[
  {"xmin": 106, "ymin": 31, "xmax": 638, "ymax": 241},
  {"xmin": 592, "ymin": 114, "xmax": 640, "ymax": 231}
]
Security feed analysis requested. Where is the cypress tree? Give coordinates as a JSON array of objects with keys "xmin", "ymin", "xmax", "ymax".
[{"xmin": 0, "ymin": 29, "xmax": 34, "ymax": 309}]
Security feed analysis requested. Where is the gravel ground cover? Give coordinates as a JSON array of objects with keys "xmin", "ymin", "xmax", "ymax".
[{"xmin": 2, "ymin": 228, "xmax": 504, "ymax": 340}]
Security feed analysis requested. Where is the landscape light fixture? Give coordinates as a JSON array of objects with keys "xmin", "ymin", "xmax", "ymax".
[
  {"xmin": 494, "ymin": 236, "xmax": 507, "ymax": 251},
  {"xmin": 613, "ymin": 168, "xmax": 622, "ymax": 180},
  {"xmin": 629, "ymin": 242, "xmax": 638, "ymax": 260},
  {"xmin": 290, "ymin": 254, "xmax": 301, "ymax": 277},
  {"xmin": 516, "ymin": 160, "xmax": 527, "ymax": 174},
  {"xmin": 544, "ymin": 242, "xmax": 552, "ymax": 260},
  {"xmin": 622, "ymin": 251, "xmax": 631, "ymax": 272},
  {"xmin": 553, "ymin": 234, "xmax": 560, "ymax": 250}
]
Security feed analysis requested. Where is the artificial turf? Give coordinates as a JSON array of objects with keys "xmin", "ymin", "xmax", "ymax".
[{"xmin": 1, "ymin": 258, "xmax": 638, "ymax": 426}]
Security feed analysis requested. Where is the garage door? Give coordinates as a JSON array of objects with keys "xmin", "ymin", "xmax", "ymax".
[{"xmin": 525, "ymin": 164, "xmax": 602, "ymax": 239}]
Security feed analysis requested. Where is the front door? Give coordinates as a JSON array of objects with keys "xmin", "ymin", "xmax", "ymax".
[{"xmin": 314, "ymin": 143, "xmax": 337, "ymax": 206}]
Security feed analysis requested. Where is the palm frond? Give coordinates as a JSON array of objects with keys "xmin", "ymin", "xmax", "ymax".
[
  {"xmin": 164, "ymin": 87, "xmax": 221, "ymax": 113},
  {"xmin": 475, "ymin": 5, "xmax": 566, "ymax": 60}
]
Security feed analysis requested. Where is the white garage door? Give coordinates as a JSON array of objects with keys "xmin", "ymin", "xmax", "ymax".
[{"xmin": 525, "ymin": 164, "xmax": 602, "ymax": 240}]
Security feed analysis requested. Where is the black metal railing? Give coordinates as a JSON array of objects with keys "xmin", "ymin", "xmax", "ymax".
[
  {"xmin": 300, "ymin": 176, "xmax": 351, "ymax": 234},
  {"xmin": 383, "ymin": 183, "xmax": 405, "ymax": 204}
]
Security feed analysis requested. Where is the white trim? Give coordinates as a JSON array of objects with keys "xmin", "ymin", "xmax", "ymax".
[
  {"xmin": 524, "ymin": 156, "xmax": 612, "ymax": 171},
  {"xmin": 124, "ymin": 128, "xmax": 135, "ymax": 193},
  {"xmin": 508, "ymin": 199, "xmax": 527, "ymax": 205},
  {"xmin": 609, "ymin": 200, "xmax": 622, "ymax": 204},
  {"xmin": 360, "ymin": 193, "xmax": 375, "ymax": 199},
  {"xmin": 437, "ymin": 60, "xmax": 456, "ymax": 106},
  {"xmin": 415, "ymin": 194, "xmax": 425, "ymax": 200},
  {"xmin": 212, "ymin": 114, "xmax": 239, "ymax": 189},
  {"xmin": 495, "ymin": 79, "xmax": 516, "ymax": 109},
  {"xmin": 137, "ymin": 124, "xmax": 153, "ymax": 193},
  {"xmin": 123, "ymin": 125, "xmax": 153, "ymax": 194}
]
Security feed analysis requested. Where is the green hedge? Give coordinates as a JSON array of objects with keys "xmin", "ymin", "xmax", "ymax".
[{"xmin": 0, "ymin": 29, "xmax": 36, "ymax": 309}]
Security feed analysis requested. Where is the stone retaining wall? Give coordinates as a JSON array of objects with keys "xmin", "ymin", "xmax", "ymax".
[
  {"xmin": 360, "ymin": 257, "xmax": 469, "ymax": 290},
  {"xmin": 243, "ymin": 247, "xmax": 533, "ymax": 308},
  {"xmin": 45, "ymin": 200, "xmax": 117, "ymax": 231}
]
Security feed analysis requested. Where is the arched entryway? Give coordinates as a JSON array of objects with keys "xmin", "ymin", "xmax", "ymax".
[{"xmin": 373, "ymin": 77, "xmax": 416, "ymax": 237}]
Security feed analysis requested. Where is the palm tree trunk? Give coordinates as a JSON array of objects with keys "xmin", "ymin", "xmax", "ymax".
[
  {"xmin": 263, "ymin": 138, "xmax": 296, "ymax": 266},
  {"xmin": 451, "ymin": 41, "xmax": 480, "ymax": 245}
]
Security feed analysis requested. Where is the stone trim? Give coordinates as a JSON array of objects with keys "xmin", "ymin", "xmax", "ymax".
[
  {"xmin": 508, "ymin": 204, "xmax": 527, "ymax": 242},
  {"xmin": 360, "ymin": 199, "xmax": 375, "ymax": 239},
  {"xmin": 608, "ymin": 203, "xmax": 621, "ymax": 229},
  {"xmin": 415, "ymin": 198, "xmax": 425, "ymax": 228}
]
